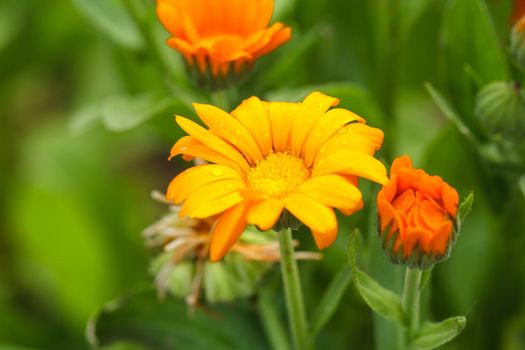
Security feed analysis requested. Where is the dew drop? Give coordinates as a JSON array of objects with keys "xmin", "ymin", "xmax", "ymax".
[
  {"xmin": 211, "ymin": 168, "xmax": 223, "ymax": 176},
  {"xmin": 235, "ymin": 129, "xmax": 242, "ymax": 136},
  {"xmin": 341, "ymin": 140, "xmax": 349, "ymax": 146}
]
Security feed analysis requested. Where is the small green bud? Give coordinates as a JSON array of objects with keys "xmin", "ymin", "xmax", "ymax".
[{"xmin": 474, "ymin": 81, "xmax": 525, "ymax": 142}]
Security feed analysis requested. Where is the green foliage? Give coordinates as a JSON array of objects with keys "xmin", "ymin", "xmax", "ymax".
[
  {"xmin": 0, "ymin": 0, "xmax": 523, "ymax": 349},
  {"xmin": 72, "ymin": 0, "xmax": 143, "ymax": 49},
  {"xmin": 412, "ymin": 316, "xmax": 467, "ymax": 350},
  {"xmin": 348, "ymin": 231, "xmax": 405, "ymax": 325},
  {"xmin": 88, "ymin": 288, "xmax": 267, "ymax": 350}
]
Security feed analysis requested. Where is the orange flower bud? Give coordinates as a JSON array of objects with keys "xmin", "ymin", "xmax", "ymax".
[
  {"xmin": 376, "ymin": 156, "xmax": 459, "ymax": 268},
  {"xmin": 156, "ymin": 0, "xmax": 291, "ymax": 88}
]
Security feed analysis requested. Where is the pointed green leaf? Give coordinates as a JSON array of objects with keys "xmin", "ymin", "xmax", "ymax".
[
  {"xmin": 425, "ymin": 83, "xmax": 481, "ymax": 148},
  {"xmin": 310, "ymin": 264, "xmax": 353, "ymax": 335},
  {"xmin": 72, "ymin": 0, "xmax": 143, "ymax": 49},
  {"xmin": 457, "ymin": 192, "xmax": 474, "ymax": 230},
  {"xmin": 348, "ymin": 230, "xmax": 404, "ymax": 325},
  {"xmin": 412, "ymin": 316, "xmax": 467, "ymax": 350}
]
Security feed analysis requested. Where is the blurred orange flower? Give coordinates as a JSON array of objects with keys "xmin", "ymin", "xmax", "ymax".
[
  {"xmin": 377, "ymin": 156, "xmax": 459, "ymax": 267},
  {"xmin": 167, "ymin": 92, "xmax": 387, "ymax": 261},
  {"xmin": 512, "ymin": 0, "xmax": 525, "ymax": 23},
  {"xmin": 156, "ymin": 0, "xmax": 291, "ymax": 78}
]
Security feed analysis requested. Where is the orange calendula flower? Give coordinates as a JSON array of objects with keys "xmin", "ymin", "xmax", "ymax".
[
  {"xmin": 156, "ymin": 0, "xmax": 291, "ymax": 81},
  {"xmin": 377, "ymin": 156, "xmax": 460, "ymax": 268},
  {"xmin": 167, "ymin": 92, "xmax": 387, "ymax": 261}
]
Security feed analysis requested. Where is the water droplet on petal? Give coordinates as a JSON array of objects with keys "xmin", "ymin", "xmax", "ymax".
[
  {"xmin": 342, "ymin": 140, "xmax": 349, "ymax": 146},
  {"xmin": 211, "ymin": 168, "xmax": 223, "ymax": 176},
  {"xmin": 235, "ymin": 129, "xmax": 241, "ymax": 136}
]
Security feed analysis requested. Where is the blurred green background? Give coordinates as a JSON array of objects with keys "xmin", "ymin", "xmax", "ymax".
[{"xmin": 1, "ymin": 0, "xmax": 525, "ymax": 349}]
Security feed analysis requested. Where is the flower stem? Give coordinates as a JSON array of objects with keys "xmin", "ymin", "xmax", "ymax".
[
  {"xmin": 278, "ymin": 228, "xmax": 312, "ymax": 350},
  {"xmin": 399, "ymin": 267, "xmax": 423, "ymax": 350}
]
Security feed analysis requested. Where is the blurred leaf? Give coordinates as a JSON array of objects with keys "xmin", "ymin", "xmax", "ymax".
[
  {"xmin": 0, "ymin": 1, "xmax": 26, "ymax": 52},
  {"xmin": 88, "ymin": 288, "xmax": 268, "ymax": 350},
  {"xmin": 440, "ymin": 0, "xmax": 509, "ymax": 129},
  {"xmin": 102, "ymin": 93, "xmax": 176, "ymax": 132},
  {"xmin": 72, "ymin": 0, "xmax": 143, "ymax": 49},
  {"xmin": 412, "ymin": 316, "xmax": 467, "ymax": 350},
  {"xmin": 425, "ymin": 83, "xmax": 481, "ymax": 147},
  {"xmin": 255, "ymin": 25, "xmax": 323, "ymax": 91},
  {"xmin": 520, "ymin": 176, "xmax": 525, "ymax": 198},
  {"xmin": 310, "ymin": 264, "xmax": 353, "ymax": 335},
  {"xmin": 70, "ymin": 93, "xmax": 188, "ymax": 133},
  {"xmin": 458, "ymin": 192, "xmax": 474, "ymax": 230},
  {"xmin": 399, "ymin": 0, "xmax": 434, "ymax": 39},
  {"xmin": 348, "ymin": 231, "xmax": 404, "ymax": 325}
]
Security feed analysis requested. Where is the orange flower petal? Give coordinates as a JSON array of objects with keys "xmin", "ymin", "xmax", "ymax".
[
  {"xmin": 284, "ymin": 193, "xmax": 337, "ymax": 235},
  {"xmin": 303, "ymin": 108, "xmax": 365, "ymax": 167},
  {"xmin": 297, "ymin": 174, "xmax": 362, "ymax": 211},
  {"xmin": 290, "ymin": 92, "xmax": 339, "ymax": 156},
  {"xmin": 179, "ymin": 179, "xmax": 245, "ymax": 218},
  {"xmin": 210, "ymin": 202, "xmax": 249, "ymax": 261},
  {"xmin": 268, "ymin": 102, "xmax": 298, "ymax": 152},
  {"xmin": 166, "ymin": 164, "xmax": 242, "ymax": 204},
  {"xmin": 246, "ymin": 198, "xmax": 284, "ymax": 231},
  {"xmin": 193, "ymin": 103, "xmax": 263, "ymax": 163},
  {"xmin": 176, "ymin": 116, "xmax": 250, "ymax": 173},
  {"xmin": 169, "ymin": 136, "xmax": 245, "ymax": 173},
  {"xmin": 442, "ymin": 183, "xmax": 459, "ymax": 217},
  {"xmin": 231, "ymin": 97, "xmax": 273, "ymax": 156},
  {"xmin": 311, "ymin": 226, "xmax": 338, "ymax": 250},
  {"xmin": 313, "ymin": 150, "xmax": 388, "ymax": 185}
]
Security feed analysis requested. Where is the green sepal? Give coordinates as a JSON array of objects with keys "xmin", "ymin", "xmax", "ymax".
[
  {"xmin": 411, "ymin": 316, "xmax": 467, "ymax": 350},
  {"xmin": 378, "ymin": 224, "xmax": 453, "ymax": 270},
  {"xmin": 273, "ymin": 210, "xmax": 302, "ymax": 232},
  {"xmin": 348, "ymin": 230, "xmax": 404, "ymax": 325},
  {"xmin": 457, "ymin": 192, "xmax": 474, "ymax": 231}
]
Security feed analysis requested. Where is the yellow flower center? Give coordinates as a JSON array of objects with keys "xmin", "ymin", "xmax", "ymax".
[{"xmin": 247, "ymin": 152, "xmax": 310, "ymax": 199}]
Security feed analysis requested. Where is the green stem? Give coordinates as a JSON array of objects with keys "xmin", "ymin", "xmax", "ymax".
[
  {"xmin": 257, "ymin": 287, "xmax": 291, "ymax": 350},
  {"xmin": 399, "ymin": 267, "xmax": 423, "ymax": 350},
  {"xmin": 278, "ymin": 228, "xmax": 312, "ymax": 350}
]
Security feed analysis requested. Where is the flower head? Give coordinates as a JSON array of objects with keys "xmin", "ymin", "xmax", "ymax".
[
  {"xmin": 156, "ymin": 0, "xmax": 291, "ymax": 84},
  {"xmin": 144, "ymin": 192, "xmax": 320, "ymax": 310},
  {"xmin": 377, "ymin": 156, "xmax": 459, "ymax": 268},
  {"xmin": 167, "ymin": 92, "xmax": 387, "ymax": 261}
]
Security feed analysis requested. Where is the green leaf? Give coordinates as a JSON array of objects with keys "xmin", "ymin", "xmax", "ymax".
[
  {"xmin": 440, "ymin": 0, "xmax": 509, "ymax": 129},
  {"xmin": 88, "ymin": 288, "xmax": 268, "ymax": 350},
  {"xmin": 72, "ymin": 0, "xmax": 143, "ymax": 49},
  {"xmin": 70, "ymin": 93, "xmax": 188, "ymax": 133},
  {"xmin": 348, "ymin": 230, "xmax": 404, "ymax": 325},
  {"xmin": 457, "ymin": 192, "xmax": 474, "ymax": 230},
  {"xmin": 310, "ymin": 264, "xmax": 353, "ymax": 335},
  {"xmin": 0, "ymin": 1, "xmax": 26, "ymax": 52},
  {"xmin": 412, "ymin": 316, "xmax": 467, "ymax": 350},
  {"xmin": 425, "ymin": 83, "xmax": 481, "ymax": 148},
  {"xmin": 520, "ymin": 176, "xmax": 525, "ymax": 198},
  {"xmin": 101, "ymin": 93, "xmax": 177, "ymax": 132}
]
